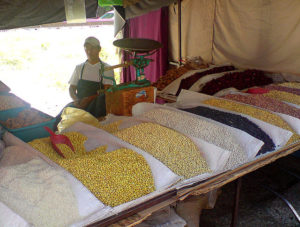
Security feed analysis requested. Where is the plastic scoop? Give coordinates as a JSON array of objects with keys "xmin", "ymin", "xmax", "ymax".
[{"xmin": 44, "ymin": 126, "xmax": 75, "ymax": 158}]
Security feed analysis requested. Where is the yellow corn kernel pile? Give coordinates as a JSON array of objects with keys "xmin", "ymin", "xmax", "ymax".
[
  {"xmin": 29, "ymin": 133, "xmax": 154, "ymax": 206},
  {"xmin": 59, "ymin": 148, "xmax": 155, "ymax": 207},
  {"xmin": 0, "ymin": 95, "xmax": 26, "ymax": 111},
  {"xmin": 29, "ymin": 132, "xmax": 107, "ymax": 162},
  {"xmin": 98, "ymin": 120, "xmax": 122, "ymax": 133},
  {"xmin": 113, "ymin": 122, "xmax": 211, "ymax": 178},
  {"xmin": 279, "ymin": 82, "xmax": 300, "ymax": 89},
  {"xmin": 203, "ymin": 98, "xmax": 300, "ymax": 144},
  {"xmin": 263, "ymin": 90, "xmax": 300, "ymax": 106}
]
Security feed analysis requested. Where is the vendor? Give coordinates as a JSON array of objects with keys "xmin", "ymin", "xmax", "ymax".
[
  {"xmin": 54, "ymin": 37, "xmax": 114, "ymax": 130},
  {"xmin": 69, "ymin": 36, "xmax": 114, "ymax": 109}
]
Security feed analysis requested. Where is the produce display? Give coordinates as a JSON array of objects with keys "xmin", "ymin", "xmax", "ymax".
[
  {"xmin": 29, "ymin": 132, "xmax": 154, "ymax": 207},
  {"xmin": 98, "ymin": 120, "xmax": 122, "ymax": 133},
  {"xmin": 0, "ymin": 81, "xmax": 10, "ymax": 93},
  {"xmin": 279, "ymin": 82, "xmax": 300, "ymax": 89},
  {"xmin": 60, "ymin": 148, "xmax": 155, "ymax": 207},
  {"xmin": 200, "ymin": 70, "xmax": 272, "ymax": 95},
  {"xmin": 114, "ymin": 122, "xmax": 211, "ymax": 178},
  {"xmin": 203, "ymin": 99, "xmax": 300, "ymax": 144},
  {"xmin": 152, "ymin": 64, "xmax": 196, "ymax": 90},
  {"xmin": 224, "ymin": 94, "xmax": 300, "ymax": 119},
  {"xmin": 265, "ymin": 85, "xmax": 300, "ymax": 96},
  {"xmin": 0, "ymin": 108, "xmax": 53, "ymax": 129},
  {"xmin": 181, "ymin": 106, "xmax": 275, "ymax": 155},
  {"xmin": 0, "ymin": 158, "xmax": 80, "ymax": 227},
  {"xmin": 175, "ymin": 65, "xmax": 236, "ymax": 96},
  {"xmin": 263, "ymin": 90, "xmax": 300, "ymax": 105},
  {"xmin": 29, "ymin": 132, "xmax": 107, "ymax": 161},
  {"xmin": 0, "ymin": 95, "xmax": 27, "ymax": 111},
  {"xmin": 140, "ymin": 109, "xmax": 246, "ymax": 170}
]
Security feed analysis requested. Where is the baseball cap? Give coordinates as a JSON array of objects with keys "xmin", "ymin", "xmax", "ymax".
[{"xmin": 84, "ymin": 36, "xmax": 101, "ymax": 47}]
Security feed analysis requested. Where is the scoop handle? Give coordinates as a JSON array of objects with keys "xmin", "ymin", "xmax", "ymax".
[{"xmin": 44, "ymin": 126, "xmax": 56, "ymax": 136}]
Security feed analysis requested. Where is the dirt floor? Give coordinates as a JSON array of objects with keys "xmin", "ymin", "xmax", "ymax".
[{"xmin": 200, "ymin": 154, "xmax": 300, "ymax": 227}]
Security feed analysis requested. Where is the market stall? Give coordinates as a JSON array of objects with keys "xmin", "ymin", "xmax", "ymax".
[{"xmin": 1, "ymin": 0, "xmax": 300, "ymax": 226}]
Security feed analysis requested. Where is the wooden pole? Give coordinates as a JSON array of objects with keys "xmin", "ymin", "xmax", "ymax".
[{"xmin": 178, "ymin": 0, "xmax": 182, "ymax": 66}]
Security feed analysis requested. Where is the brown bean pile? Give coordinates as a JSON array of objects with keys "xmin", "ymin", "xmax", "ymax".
[
  {"xmin": 265, "ymin": 85, "xmax": 300, "ymax": 96},
  {"xmin": 224, "ymin": 94, "xmax": 300, "ymax": 119},
  {"xmin": 1, "ymin": 109, "xmax": 53, "ymax": 129},
  {"xmin": 152, "ymin": 64, "xmax": 198, "ymax": 91},
  {"xmin": 0, "ymin": 95, "xmax": 27, "ymax": 111}
]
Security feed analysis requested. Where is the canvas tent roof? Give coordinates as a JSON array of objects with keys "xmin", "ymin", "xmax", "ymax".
[{"xmin": 0, "ymin": 0, "xmax": 176, "ymax": 30}]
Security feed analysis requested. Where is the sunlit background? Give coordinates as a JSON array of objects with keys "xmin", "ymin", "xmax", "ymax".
[{"xmin": 0, "ymin": 24, "xmax": 119, "ymax": 117}]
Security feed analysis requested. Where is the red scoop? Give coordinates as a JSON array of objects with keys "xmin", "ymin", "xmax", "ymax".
[
  {"xmin": 247, "ymin": 87, "xmax": 270, "ymax": 94},
  {"xmin": 44, "ymin": 126, "xmax": 75, "ymax": 158}
]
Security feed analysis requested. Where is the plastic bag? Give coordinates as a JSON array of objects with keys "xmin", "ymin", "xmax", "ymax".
[{"xmin": 57, "ymin": 107, "xmax": 100, "ymax": 133}]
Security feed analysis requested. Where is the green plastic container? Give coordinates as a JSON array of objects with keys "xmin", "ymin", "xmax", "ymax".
[{"xmin": 0, "ymin": 107, "xmax": 55, "ymax": 142}]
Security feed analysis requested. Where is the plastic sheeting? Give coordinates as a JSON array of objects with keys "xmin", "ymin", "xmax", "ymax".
[
  {"xmin": 168, "ymin": 0, "xmax": 300, "ymax": 77},
  {"xmin": 0, "ymin": 0, "xmax": 98, "ymax": 30}
]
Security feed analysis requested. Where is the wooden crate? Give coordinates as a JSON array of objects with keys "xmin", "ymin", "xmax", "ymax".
[{"xmin": 105, "ymin": 86, "xmax": 155, "ymax": 116}]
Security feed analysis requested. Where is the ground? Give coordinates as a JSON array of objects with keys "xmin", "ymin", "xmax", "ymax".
[{"xmin": 200, "ymin": 155, "xmax": 300, "ymax": 227}]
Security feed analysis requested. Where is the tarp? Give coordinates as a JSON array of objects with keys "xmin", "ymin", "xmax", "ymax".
[
  {"xmin": 169, "ymin": 0, "xmax": 300, "ymax": 76},
  {"xmin": 0, "ymin": 0, "xmax": 98, "ymax": 30}
]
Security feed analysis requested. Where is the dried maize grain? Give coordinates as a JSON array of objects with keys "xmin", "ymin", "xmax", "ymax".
[
  {"xmin": 279, "ymin": 82, "xmax": 300, "ymax": 89},
  {"xmin": 141, "ymin": 109, "xmax": 247, "ymax": 170},
  {"xmin": 263, "ymin": 90, "xmax": 300, "ymax": 106},
  {"xmin": 114, "ymin": 122, "xmax": 210, "ymax": 178},
  {"xmin": 0, "ymin": 95, "xmax": 27, "ymax": 110},
  {"xmin": 29, "ymin": 132, "xmax": 107, "ymax": 163},
  {"xmin": 30, "ymin": 134, "xmax": 153, "ymax": 206},
  {"xmin": 98, "ymin": 120, "xmax": 122, "ymax": 133},
  {"xmin": 203, "ymin": 98, "xmax": 300, "ymax": 144},
  {"xmin": 58, "ymin": 148, "xmax": 155, "ymax": 207}
]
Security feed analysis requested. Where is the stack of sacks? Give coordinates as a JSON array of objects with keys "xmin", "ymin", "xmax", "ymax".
[
  {"xmin": 174, "ymin": 90, "xmax": 297, "ymax": 150},
  {"xmin": 131, "ymin": 103, "xmax": 268, "ymax": 171},
  {"xmin": 1, "ymin": 122, "xmax": 183, "ymax": 226},
  {"xmin": 202, "ymin": 98, "xmax": 300, "ymax": 144},
  {"xmin": 0, "ymin": 145, "xmax": 109, "ymax": 227},
  {"xmin": 30, "ymin": 122, "xmax": 182, "ymax": 207}
]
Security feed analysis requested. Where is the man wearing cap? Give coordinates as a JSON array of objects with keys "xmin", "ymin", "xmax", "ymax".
[
  {"xmin": 69, "ymin": 36, "xmax": 114, "ymax": 103},
  {"xmin": 68, "ymin": 36, "xmax": 114, "ymax": 117}
]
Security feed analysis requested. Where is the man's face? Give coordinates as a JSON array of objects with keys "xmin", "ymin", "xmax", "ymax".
[{"xmin": 84, "ymin": 43, "xmax": 101, "ymax": 60}]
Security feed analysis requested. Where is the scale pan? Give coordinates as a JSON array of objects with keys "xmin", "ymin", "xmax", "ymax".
[{"xmin": 113, "ymin": 38, "xmax": 163, "ymax": 53}]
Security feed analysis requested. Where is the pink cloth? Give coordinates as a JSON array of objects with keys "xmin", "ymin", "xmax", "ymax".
[{"xmin": 122, "ymin": 8, "xmax": 168, "ymax": 83}]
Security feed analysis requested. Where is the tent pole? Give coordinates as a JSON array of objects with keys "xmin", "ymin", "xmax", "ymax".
[{"xmin": 178, "ymin": 0, "xmax": 182, "ymax": 66}]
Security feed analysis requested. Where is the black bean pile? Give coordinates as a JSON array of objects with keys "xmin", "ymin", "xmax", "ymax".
[
  {"xmin": 175, "ymin": 65, "xmax": 236, "ymax": 96},
  {"xmin": 181, "ymin": 105, "xmax": 276, "ymax": 155},
  {"xmin": 200, "ymin": 70, "xmax": 273, "ymax": 95}
]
